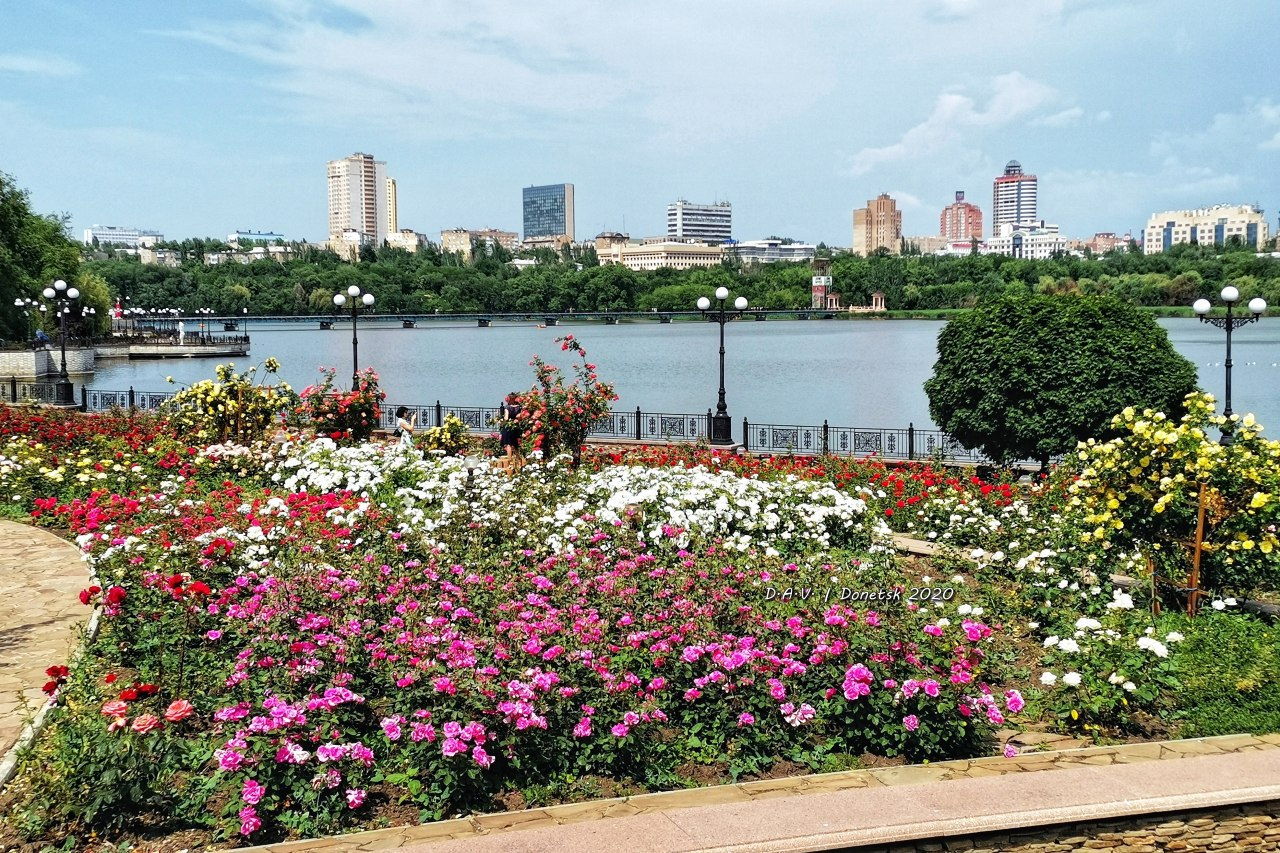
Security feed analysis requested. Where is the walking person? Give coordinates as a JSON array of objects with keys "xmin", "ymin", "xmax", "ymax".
[
  {"xmin": 498, "ymin": 393, "xmax": 523, "ymax": 459},
  {"xmin": 395, "ymin": 405, "xmax": 416, "ymax": 451}
]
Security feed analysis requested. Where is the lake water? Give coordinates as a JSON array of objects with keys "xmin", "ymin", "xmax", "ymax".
[{"xmin": 85, "ymin": 318, "xmax": 1280, "ymax": 433}]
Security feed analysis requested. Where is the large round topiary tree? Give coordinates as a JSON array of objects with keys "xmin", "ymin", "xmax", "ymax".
[{"xmin": 924, "ymin": 293, "xmax": 1197, "ymax": 466}]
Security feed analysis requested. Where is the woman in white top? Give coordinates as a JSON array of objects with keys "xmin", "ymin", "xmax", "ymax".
[{"xmin": 395, "ymin": 406, "xmax": 416, "ymax": 449}]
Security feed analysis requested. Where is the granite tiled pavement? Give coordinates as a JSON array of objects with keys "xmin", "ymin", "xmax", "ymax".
[{"xmin": 0, "ymin": 518, "xmax": 90, "ymax": 762}]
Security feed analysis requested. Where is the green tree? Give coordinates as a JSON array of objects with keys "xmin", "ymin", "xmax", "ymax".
[
  {"xmin": 0, "ymin": 172, "xmax": 81, "ymax": 340},
  {"xmin": 924, "ymin": 293, "xmax": 1197, "ymax": 467}
]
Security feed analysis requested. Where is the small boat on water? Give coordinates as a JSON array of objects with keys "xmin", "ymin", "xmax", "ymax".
[
  {"xmin": 320, "ymin": 320, "xmax": 334, "ymax": 330},
  {"xmin": 223, "ymin": 320, "xmax": 238, "ymax": 331},
  {"xmin": 403, "ymin": 319, "xmax": 416, "ymax": 328}
]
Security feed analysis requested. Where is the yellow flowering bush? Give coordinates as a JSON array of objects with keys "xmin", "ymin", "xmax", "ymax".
[
  {"xmin": 163, "ymin": 359, "xmax": 294, "ymax": 444},
  {"xmin": 1060, "ymin": 392, "xmax": 1280, "ymax": 596},
  {"xmin": 420, "ymin": 414, "xmax": 469, "ymax": 455}
]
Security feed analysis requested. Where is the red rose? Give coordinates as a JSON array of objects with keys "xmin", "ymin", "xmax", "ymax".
[
  {"xmin": 105, "ymin": 672, "xmax": 118, "ymax": 684},
  {"xmin": 105, "ymin": 586, "xmax": 127, "ymax": 605},
  {"xmin": 119, "ymin": 687, "xmax": 138, "ymax": 701},
  {"xmin": 42, "ymin": 680, "xmax": 59, "ymax": 695}
]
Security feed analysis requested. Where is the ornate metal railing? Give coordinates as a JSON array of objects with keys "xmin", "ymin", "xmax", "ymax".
[
  {"xmin": 64, "ymin": 388, "xmax": 1024, "ymax": 466},
  {"xmin": 742, "ymin": 420, "xmax": 990, "ymax": 464},
  {"xmin": 82, "ymin": 387, "xmax": 178, "ymax": 412},
  {"xmin": 1, "ymin": 379, "xmax": 58, "ymax": 404}
]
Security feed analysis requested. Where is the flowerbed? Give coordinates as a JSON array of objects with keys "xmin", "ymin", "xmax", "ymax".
[{"xmin": 0, "ymin": 391, "xmax": 1276, "ymax": 849}]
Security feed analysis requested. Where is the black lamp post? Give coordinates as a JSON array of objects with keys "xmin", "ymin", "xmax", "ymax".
[
  {"xmin": 333, "ymin": 284, "xmax": 375, "ymax": 387},
  {"xmin": 41, "ymin": 278, "xmax": 80, "ymax": 405},
  {"xmin": 1193, "ymin": 286, "xmax": 1267, "ymax": 445},
  {"xmin": 13, "ymin": 297, "xmax": 39, "ymax": 340},
  {"xmin": 697, "ymin": 286, "xmax": 749, "ymax": 445}
]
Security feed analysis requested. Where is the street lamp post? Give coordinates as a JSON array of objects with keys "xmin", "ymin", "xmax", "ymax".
[
  {"xmin": 1193, "ymin": 286, "xmax": 1267, "ymax": 445},
  {"xmin": 13, "ymin": 297, "xmax": 39, "ymax": 341},
  {"xmin": 696, "ymin": 286, "xmax": 749, "ymax": 445},
  {"xmin": 333, "ymin": 284, "xmax": 375, "ymax": 387},
  {"xmin": 41, "ymin": 279, "xmax": 80, "ymax": 405}
]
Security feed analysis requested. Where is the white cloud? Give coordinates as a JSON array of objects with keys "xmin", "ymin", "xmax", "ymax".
[
  {"xmin": 886, "ymin": 190, "xmax": 924, "ymax": 209},
  {"xmin": 1034, "ymin": 107, "xmax": 1084, "ymax": 127},
  {"xmin": 0, "ymin": 53, "xmax": 79, "ymax": 77},
  {"xmin": 846, "ymin": 73, "xmax": 1055, "ymax": 175},
  {"xmin": 166, "ymin": 1, "xmax": 832, "ymax": 147},
  {"xmin": 1261, "ymin": 131, "xmax": 1280, "ymax": 151}
]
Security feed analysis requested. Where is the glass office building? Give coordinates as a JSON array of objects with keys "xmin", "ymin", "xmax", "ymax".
[{"xmin": 522, "ymin": 183, "xmax": 575, "ymax": 241}]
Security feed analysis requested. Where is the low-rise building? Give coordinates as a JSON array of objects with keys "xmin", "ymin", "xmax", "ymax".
[
  {"xmin": 228, "ymin": 230, "xmax": 287, "ymax": 245},
  {"xmin": 386, "ymin": 229, "xmax": 426, "ymax": 252},
  {"xmin": 598, "ymin": 239, "xmax": 723, "ymax": 271},
  {"xmin": 983, "ymin": 222, "xmax": 1068, "ymax": 259},
  {"xmin": 725, "ymin": 239, "xmax": 815, "ymax": 265},
  {"xmin": 440, "ymin": 228, "xmax": 518, "ymax": 260},
  {"xmin": 83, "ymin": 225, "xmax": 163, "ymax": 247},
  {"xmin": 1142, "ymin": 204, "xmax": 1269, "ymax": 254}
]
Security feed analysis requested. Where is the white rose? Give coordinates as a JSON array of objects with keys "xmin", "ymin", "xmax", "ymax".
[{"xmin": 1061, "ymin": 672, "xmax": 1082, "ymax": 687}]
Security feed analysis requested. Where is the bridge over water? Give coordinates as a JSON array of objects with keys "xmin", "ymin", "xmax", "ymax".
[{"xmin": 201, "ymin": 309, "xmax": 844, "ymax": 329}]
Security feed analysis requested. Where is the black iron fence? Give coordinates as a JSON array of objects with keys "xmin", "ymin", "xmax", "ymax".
[
  {"xmin": 8, "ymin": 383, "xmax": 1004, "ymax": 465},
  {"xmin": 381, "ymin": 400, "xmax": 992, "ymax": 463},
  {"xmin": 1, "ymin": 379, "xmax": 58, "ymax": 404}
]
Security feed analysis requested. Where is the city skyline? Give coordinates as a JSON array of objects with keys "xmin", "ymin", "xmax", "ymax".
[{"xmin": 2, "ymin": 1, "xmax": 1278, "ymax": 247}]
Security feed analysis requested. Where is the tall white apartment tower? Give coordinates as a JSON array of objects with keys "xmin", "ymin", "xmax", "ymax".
[
  {"xmin": 385, "ymin": 177, "xmax": 398, "ymax": 236},
  {"xmin": 327, "ymin": 153, "xmax": 393, "ymax": 245},
  {"xmin": 667, "ymin": 199, "xmax": 732, "ymax": 243},
  {"xmin": 991, "ymin": 161, "xmax": 1038, "ymax": 229}
]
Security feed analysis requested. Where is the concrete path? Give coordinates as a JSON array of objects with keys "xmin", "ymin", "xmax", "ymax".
[
  {"xmin": 241, "ymin": 733, "xmax": 1280, "ymax": 853},
  {"xmin": 0, "ymin": 518, "xmax": 90, "ymax": 766}
]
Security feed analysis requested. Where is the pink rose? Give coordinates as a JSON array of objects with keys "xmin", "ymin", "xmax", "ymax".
[
  {"xmin": 101, "ymin": 700, "xmax": 129, "ymax": 718},
  {"xmin": 131, "ymin": 713, "xmax": 163, "ymax": 734},
  {"xmin": 164, "ymin": 699, "xmax": 195, "ymax": 723}
]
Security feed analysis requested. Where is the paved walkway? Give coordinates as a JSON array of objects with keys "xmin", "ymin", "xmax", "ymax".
[
  {"xmin": 241, "ymin": 733, "xmax": 1280, "ymax": 853},
  {"xmin": 0, "ymin": 518, "xmax": 90, "ymax": 765}
]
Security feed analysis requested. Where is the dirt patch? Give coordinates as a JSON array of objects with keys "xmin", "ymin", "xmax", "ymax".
[
  {"xmin": 744, "ymin": 758, "xmax": 808, "ymax": 781},
  {"xmin": 494, "ymin": 790, "xmax": 528, "ymax": 812},
  {"xmin": 856, "ymin": 752, "xmax": 907, "ymax": 769},
  {"xmin": 674, "ymin": 761, "xmax": 730, "ymax": 786}
]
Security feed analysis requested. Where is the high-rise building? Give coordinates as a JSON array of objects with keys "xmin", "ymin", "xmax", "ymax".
[
  {"xmin": 851, "ymin": 193, "xmax": 903, "ymax": 256},
  {"xmin": 1142, "ymin": 204, "xmax": 1269, "ymax": 255},
  {"xmin": 667, "ymin": 199, "xmax": 732, "ymax": 243},
  {"xmin": 522, "ymin": 183, "xmax": 575, "ymax": 242},
  {"xmin": 991, "ymin": 161, "xmax": 1038, "ymax": 229},
  {"xmin": 940, "ymin": 191, "xmax": 983, "ymax": 242},
  {"xmin": 327, "ymin": 153, "xmax": 394, "ymax": 245},
  {"xmin": 386, "ymin": 178, "xmax": 398, "ymax": 236}
]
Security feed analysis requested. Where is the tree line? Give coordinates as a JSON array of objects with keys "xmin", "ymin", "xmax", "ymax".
[{"xmin": 85, "ymin": 240, "xmax": 1280, "ymax": 319}]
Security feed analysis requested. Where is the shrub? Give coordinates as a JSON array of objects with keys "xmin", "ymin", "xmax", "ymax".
[
  {"xmin": 297, "ymin": 367, "xmax": 384, "ymax": 443},
  {"xmin": 924, "ymin": 293, "xmax": 1197, "ymax": 467},
  {"xmin": 421, "ymin": 414, "xmax": 469, "ymax": 455},
  {"xmin": 1062, "ymin": 391, "xmax": 1280, "ymax": 595},
  {"xmin": 517, "ymin": 335, "xmax": 617, "ymax": 462},
  {"xmin": 162, "ymin": 359, "xmax": 292, "ymax": 444}
]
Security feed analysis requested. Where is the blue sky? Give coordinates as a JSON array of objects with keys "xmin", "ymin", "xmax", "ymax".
[{"xmin": 3, "ymin": 0, "xmax": 1277, "ymax": 247}]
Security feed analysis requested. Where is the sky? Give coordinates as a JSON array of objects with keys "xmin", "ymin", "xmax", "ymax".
[{"xmin": 3, "ymin": 0, "xmax": 1278, "ymax": 248}]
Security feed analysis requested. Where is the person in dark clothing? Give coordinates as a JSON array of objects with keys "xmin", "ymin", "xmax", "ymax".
[{"xmin": 498, "ymin": 393, "xmax": 523, "ymax": 458}]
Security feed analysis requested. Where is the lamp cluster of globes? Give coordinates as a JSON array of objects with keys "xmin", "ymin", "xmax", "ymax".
[
  {"xmin": 697, "ymin": 286, "xmax": 748, "ymax": 312},
  {"xmin": 333, "ymin": 284, "xmax": 374, "ymax": 309},
  {"xmin": 1193, "ymin": 286, "xmax": 1266, "ymax": 316}
]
